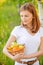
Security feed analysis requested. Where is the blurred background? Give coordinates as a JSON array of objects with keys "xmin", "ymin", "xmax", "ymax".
[{"xmin": 0, "ymin": 0, "xmax": 43, "ymax": 65}]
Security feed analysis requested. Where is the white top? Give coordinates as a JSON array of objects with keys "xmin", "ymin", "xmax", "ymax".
[{"xmin": 11, "ymin": 25, "xmax": 43, "ymax": 62}]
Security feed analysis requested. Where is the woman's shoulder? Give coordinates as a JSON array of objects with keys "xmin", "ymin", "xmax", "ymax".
[
  {"xmin": 14, "ymin": 25, "xmax": 22, "ymax": 29},
  {"xmin": 13, "ymin": 25, "xmax": 22, "ymax": 30},
  {"xmin": 11, "ymin": 25, "xmax": 22, "ymax": 37}
]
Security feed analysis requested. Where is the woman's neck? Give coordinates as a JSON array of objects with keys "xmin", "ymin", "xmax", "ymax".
[{"xmin": 23, "ymin": 23, "xmax": 32, "ymax": 30}]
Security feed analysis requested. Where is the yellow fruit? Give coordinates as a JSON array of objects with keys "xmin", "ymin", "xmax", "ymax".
[
  {"xmin": 7, "ymin": 46, "xmax": 13, "ymax": 50},
  {"xmin": 12, "ymin": 47, "xmax": 20, "ymax": 52},
  {"xmin": 12, "ymin": 43, "xmax": 19, "ymax": 46},
  {"xmin": 19, "ymin": 45, "xmax": 24, "ymax": 49},
  {"xmin": 7, "ymin": 43, "xmax": 24, "ymax": 56}
]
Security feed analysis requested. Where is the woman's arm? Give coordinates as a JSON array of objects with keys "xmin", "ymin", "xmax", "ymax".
[
  {"xmin": 15, "ymin": 37, "xmax": 43, "ymax": 60},
  {"xmin": 23, "ymin": 50, "xmax": 42, "ymax": 59},
  {"xmin": 21, "ymin": 37, "xmax": 43, "ymax": 59},
  {"xmin": 3, "ymin": 35, "xmax": 16, "ymax": 60},
  {"xmin": 3, "ymin": 35, "xmax": 23, "ymax": 63}
]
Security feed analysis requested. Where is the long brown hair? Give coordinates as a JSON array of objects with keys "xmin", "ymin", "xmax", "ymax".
[{"xmin": 20, "ymin": 3, "xmax": 40, "ymax": 33}]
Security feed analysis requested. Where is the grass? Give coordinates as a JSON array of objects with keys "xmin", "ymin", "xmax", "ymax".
[{"xmin": 0, "ymin": 3, "xmax": 20, "ymax": 65}]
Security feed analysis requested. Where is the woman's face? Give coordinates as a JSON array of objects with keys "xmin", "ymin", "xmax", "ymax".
[{"xmin": 20, "ymin": 10, "xmax": 33, "ymax": 25}]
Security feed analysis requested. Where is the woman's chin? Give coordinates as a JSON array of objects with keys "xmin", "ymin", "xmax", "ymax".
[{"xmin": 23, "ymin": 23, "xmax": 27, "ymax": 26}]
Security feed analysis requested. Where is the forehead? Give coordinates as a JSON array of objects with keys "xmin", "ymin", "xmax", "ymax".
[{"xmin": 20, "ymin": 10, "xmax": 32, "ymax": 15}]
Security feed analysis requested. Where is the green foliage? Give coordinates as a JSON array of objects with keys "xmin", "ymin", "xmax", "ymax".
[
  {"xmin": 0, "ymin": 2, "xmax": 20, "ymax": 65},
  {"xmin": 14, "ymin": 0, "xmax": 38, "ymax": 8}
]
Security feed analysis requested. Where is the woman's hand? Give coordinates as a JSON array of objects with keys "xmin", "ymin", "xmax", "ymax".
[{"xmin": 14, "ymin": 53, "xmax": 24, "ymax": 63}]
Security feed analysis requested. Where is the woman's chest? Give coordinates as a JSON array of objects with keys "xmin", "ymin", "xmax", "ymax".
[{"xmin": 17, "ymin": 30, "xmax": 40, "ymax": 47}]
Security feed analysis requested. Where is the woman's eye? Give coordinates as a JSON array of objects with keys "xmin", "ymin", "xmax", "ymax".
[
  {"xmin": 25, "ymin": 15, "xmax": 28, "ymax": 17},
  {"xmin": 20, "ymin": 15, "xmax": 29, "ymax": 17}
]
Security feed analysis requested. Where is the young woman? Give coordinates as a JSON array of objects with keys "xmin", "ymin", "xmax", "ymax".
[{"xmin": 3, "ymin": 3, "xmax": 43, "ymax": 65}]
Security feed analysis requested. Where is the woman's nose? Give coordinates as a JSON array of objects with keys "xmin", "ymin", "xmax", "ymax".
[{"xmin": 23, "ymin": 16, "xmax": 25, "ymax": 20}]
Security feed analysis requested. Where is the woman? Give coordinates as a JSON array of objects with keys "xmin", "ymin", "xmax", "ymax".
[{"xmin": 3, "ymin": 3, "xmax": 43, "ymax": 65}]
